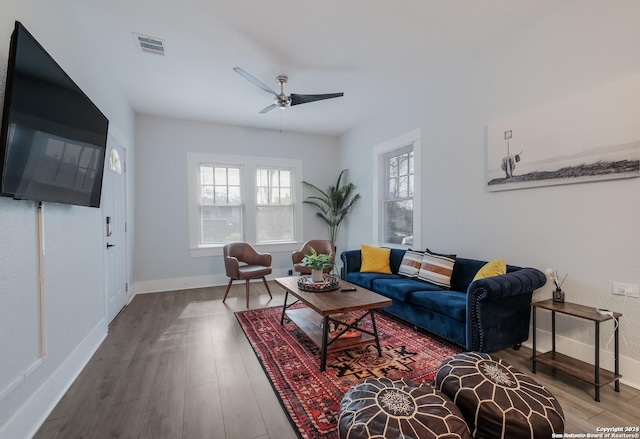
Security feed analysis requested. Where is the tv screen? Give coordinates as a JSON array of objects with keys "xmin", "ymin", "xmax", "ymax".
[{"xmin": 0, "ymin": 21, "xmax": 109, "ymax": 208}]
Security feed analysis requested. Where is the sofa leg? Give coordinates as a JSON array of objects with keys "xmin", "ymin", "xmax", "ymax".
[{"xmin": 513, "ymin": 343, "xmax": 522, "ymax": 351}]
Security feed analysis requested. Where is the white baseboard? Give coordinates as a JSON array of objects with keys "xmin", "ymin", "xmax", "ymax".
[
  {"xmin": 525, "ymin": 326, "xmax": 640, "ymax": 390},
  {"xmin": 132, "ymin": 269, "xmax": 291, "ymax": 295},
  {"xmin": 0, "ymin": 318, "xmax": 107, "ymax": 439}
]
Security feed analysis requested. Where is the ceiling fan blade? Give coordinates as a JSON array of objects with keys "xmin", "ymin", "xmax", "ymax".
[
  {"xmin": 290, "ymin": 92, "xmax": 344, "ymax": 106},
  {"xmin": 259, "ymin": 103, "xmax": 278, "ymax": 114},
  {"xmin": 233, "ymin": 67, "xmax": 278, "ymax": 97}
]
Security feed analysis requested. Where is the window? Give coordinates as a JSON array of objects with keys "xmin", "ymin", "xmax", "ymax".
[
  {"xmin": 199, "ymin": 164, "xmax": 243, "ymax": 244},
  {"xmin": 256, "ymin": 168, "xmax": 294, "ymax": 242},
  {"xmin": 187, "ymin": 153, "xmax": 303, "ymax": 257},
  {"xmin": 382, "ymin": 147, "xmax": 414, "ymax": 244},
  {"xmin": 373, "ymin": 129, "xmax": 421, "ymax": 248}
]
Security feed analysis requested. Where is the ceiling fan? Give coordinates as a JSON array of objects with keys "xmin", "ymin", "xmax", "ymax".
[{"xmin": 233, "ymin": 67, "xmax": 344, "ymax": 114}]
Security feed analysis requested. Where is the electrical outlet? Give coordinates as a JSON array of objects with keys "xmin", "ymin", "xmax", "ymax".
[
  {"xmin": 613, "ymin": 281, "xmax": 640, "ymax": 298},
  {"xmin": 613, "ymin": 282, "xmax": 626, "ymax": 296},
  {"xmin": 288, "ymin": 269, "xmax": 293, "ymax": 276}
]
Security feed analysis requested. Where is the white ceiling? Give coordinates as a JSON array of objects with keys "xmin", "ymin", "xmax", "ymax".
[{"xmin": 69, "ymin": 0, "xmax": 569, "ymax": 136}]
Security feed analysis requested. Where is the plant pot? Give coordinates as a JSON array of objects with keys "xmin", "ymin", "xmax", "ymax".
[{"xmin": 311, "ymin": 269, "xmax": 324, "ymax": 283}]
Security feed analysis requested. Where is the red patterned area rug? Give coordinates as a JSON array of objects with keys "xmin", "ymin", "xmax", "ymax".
[{"xmin": 235, "ymin": 305, "xmax": 462, "ymax": 439}]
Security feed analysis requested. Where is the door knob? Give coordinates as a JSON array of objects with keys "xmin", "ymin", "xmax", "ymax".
[{"xmin": 106, "ymin": 243, "xmax": 116, "ymax": 249}]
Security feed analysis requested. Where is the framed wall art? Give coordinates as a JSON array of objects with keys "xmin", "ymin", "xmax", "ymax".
[{"xmin": 487, "ymin": 73, "xmax": 640, "ymax": 191}]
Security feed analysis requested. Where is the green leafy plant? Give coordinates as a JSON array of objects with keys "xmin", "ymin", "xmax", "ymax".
[
  {"xmin": 300, "ymin": 246, "xmax": 333, "ymax": 270},
  {"xmin": 302, "ymin": 169, "xmax": 361, "ymax": 244}
]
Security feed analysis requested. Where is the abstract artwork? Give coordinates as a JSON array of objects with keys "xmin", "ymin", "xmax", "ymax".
[{"xmin": 487, "ymin": 73, "xmax": 640, "ymax": 191}]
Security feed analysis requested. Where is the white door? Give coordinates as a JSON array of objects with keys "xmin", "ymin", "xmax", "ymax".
[{"xmin": 103, "ymin": 138, "xmax": 128, "ymax": 324}]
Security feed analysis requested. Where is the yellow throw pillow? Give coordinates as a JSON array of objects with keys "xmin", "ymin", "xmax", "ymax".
[
  {"xmin": 360, "ymin": 244, "xmax": 392, "ymax": 273},
  {"xmin": 473, "ymin": 259, "xmax": 507, "ymax": 281}
]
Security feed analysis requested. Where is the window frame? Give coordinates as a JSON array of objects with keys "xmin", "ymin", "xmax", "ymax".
[
  {"xmin": 187, "ymin": 152, "xmax": 303, "ymax": 257},
  {"xmin": 198, "ymin": 163, "xmax": 244, "ymax": 245},
  {"xmin": 255, "ymin": 166, "xmax": 295, "ymax": 243},
  {"xmin": 382, "ymin": 145, "xmax": 414, "ymax": 245},
  {"xmin": 372, "ymin": 129, "xmax": 422, "ymax": 249}
]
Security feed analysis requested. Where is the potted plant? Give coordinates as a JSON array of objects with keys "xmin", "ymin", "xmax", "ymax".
[
  {"xmin": 302, "ymin": 169, "xmax": 361, "ymax": 245},
  {"xmin": 301, "ymin": 247, "xmax": 333, "ymax": 282}
]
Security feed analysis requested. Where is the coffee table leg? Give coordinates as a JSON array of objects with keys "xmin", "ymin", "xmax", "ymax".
[
  {"xmin": 320, "ymin": 316, "xmax": 329, "ymax": 371},
  {"xmin": 370, "ymin": 312, "xmax": 382, "ymax": 356},
  {"xmin": 280, "ymin": 291, "xmax": 289, "ymax": 326}
]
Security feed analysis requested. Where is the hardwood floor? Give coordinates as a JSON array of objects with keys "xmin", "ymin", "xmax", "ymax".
[
  {"xmin": 34, "ymin": 283, "xmax": 640, "ymax": 439},
  {"xmin": 34, "ymin": 283, "xmax": 297, "ymax": 439},
  {"xmin": 493, "ymin": 348, "xmax": 640, "ymax": 434}
]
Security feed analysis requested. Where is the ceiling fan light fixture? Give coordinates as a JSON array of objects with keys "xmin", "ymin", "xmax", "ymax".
[{"xmin": 234, "ymin": 67, "xmax": 343, "ymax": 114}]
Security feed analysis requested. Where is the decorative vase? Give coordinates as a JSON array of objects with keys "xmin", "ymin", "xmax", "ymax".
[
  {"xmin": 553, "ymin": 288, "xmax": 565, "ymax": 303},
  {"xmin": 311, "ymin": 269, "xmax": 324, "ymax": 283}
]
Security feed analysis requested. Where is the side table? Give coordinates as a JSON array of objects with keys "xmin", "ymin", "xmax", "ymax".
[{"xmin": 531, "ymin": 299, "xmax": 621, "ymax": 402}]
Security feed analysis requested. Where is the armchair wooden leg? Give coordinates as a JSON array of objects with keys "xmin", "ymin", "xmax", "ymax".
[
  {"xmin": 245, "ymin": 279, "xmax": 250, "ymax": 308},
  {"xmin": 222, "ymin": 279, "xmax": 233, "ymax": 303},
  {"xmin": 262, "ymin": 277, "xmax": 272, "ymax": 299}
]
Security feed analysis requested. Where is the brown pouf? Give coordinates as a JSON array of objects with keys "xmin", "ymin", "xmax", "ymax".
[
  {"xmin": 435, "ymin": 352, "xmax": 565, "ymax": 439},
  {"xmin": 338, "ymin": 376, "xmax": 472, "ymax": 439}
]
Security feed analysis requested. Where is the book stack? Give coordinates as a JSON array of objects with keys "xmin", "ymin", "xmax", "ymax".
[{"xmin": 328, "ymin": 314, "xmax": 362, "ymax": 340}]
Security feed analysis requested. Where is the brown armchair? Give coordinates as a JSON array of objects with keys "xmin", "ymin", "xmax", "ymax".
[
  {"xmin": 222, "ymin": 242, "xmax": 272, "ymax": 308},
  {"xmin": 291, "ymin": 239, "xmax": 335, "ymax": 275}
]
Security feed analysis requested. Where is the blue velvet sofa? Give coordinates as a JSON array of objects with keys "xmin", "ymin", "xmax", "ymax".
[{"xmin": 341, "ymin": 249, "xmax": 546, "ymax": 353}]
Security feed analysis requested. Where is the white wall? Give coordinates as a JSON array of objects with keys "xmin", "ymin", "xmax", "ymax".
[
  {"xmin": 340, "ymin": 0, "xmax": 640, "ymax": 385},
  {"xmin": 0, "ymin": 1, "xmax": 135, "ymax": 437},
  {"xmin": 133, "ymin": 115, "xmax": 340, "ymax": 293}
]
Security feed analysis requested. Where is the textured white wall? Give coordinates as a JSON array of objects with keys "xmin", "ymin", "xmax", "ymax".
[
  {"xmin": 340, "ymin": 0, "xmax": 640, "ymax": 373},
  {"xmin": 0, "ymin": 202, "xmax": 39, "ymax": 398},
  {"xmin": 0, "ymin": 0, "xmax": 135, "ymax": 434},
  {"xmin": 134, "ymin": 115, "xmax": 340, "ymax": 288}
]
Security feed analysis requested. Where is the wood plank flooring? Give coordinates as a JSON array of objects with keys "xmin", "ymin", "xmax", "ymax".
[{"xmin": 34, "ymin": 283, "xmax": 640, "ymax": 439}]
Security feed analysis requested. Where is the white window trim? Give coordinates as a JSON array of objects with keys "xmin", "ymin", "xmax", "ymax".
[
  {"xmin": 187, "ymin": 152, "xmax": 304, "ymax": 257},
  {"xmin": 372, "ymin": 129, "xmax": 421, "ymax": 249}
]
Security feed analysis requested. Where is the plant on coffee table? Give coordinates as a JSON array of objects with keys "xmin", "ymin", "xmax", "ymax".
[{"xmin": 301, "ymin": 247, "xmax": 333, "ymax": 282}]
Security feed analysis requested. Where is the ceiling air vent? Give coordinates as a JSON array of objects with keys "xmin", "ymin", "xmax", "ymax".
[{"xmin": 133, "ymin": 33, "xmax": 165, "ymax": 56}]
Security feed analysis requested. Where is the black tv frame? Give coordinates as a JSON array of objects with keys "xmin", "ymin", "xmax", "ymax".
[{"xmin": 0, "ymin": 21, "xmax": 109, "ymax": 208}]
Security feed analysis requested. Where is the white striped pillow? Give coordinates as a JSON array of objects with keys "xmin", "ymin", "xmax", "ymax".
[
  {"xmin": 398, "ymin": 250, "xmax": 423, "ymax": 277},
  {"xmin": 418, "ymin": 249, "xmax": 456, "ymax": 288}
]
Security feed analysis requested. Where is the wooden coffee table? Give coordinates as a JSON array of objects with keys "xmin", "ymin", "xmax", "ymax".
[{"xmin": 275, "ymin": 276, "xmax": 392, "ymax": 371}]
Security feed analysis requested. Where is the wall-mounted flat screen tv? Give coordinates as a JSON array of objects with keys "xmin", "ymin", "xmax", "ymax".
[{"xmin": 0, "ymin": 21, "xmax": 109, "ymax": 208}]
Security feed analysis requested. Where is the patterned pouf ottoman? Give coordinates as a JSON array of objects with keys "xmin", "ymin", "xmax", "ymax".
[
  {"xmin": 435, "ymin": 352, "xmax": 565, "ymax": 439},
  {"xmin": 338, "ymin": 377, "xmax": 472, "ymax": 439}
]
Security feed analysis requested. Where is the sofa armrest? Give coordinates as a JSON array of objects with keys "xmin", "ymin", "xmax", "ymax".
[
  {"xmin": 467, "ymin": 268, "xmax": 547, "ymax": 301},
  {"xmin": 340, "ymin": 250, "xmax": 362, "ymax": 279},
  {"xmin": 466, "ymin": 268, "xmax": 546, "ymax": 352}
]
